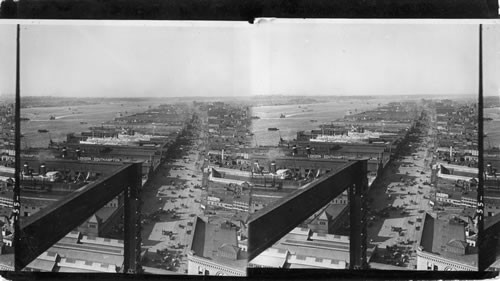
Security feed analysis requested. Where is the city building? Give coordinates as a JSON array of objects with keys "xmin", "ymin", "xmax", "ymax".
[
  {"xmin": 416, "ymin": 213, "xmax": 477, "ymax": 271},
  {"xmin": 187, "ymin": 217, "xmax": 247, "ymax": 276},
  {"xmin": 25, "ymin": 231, "xmax": 124, "ymax": 272},
  {"xmin": 307, "ymin": 203, "xmax": 349, "ymax": 235},
  {"xmin": 250, "ymin": 227, "xmax": 375, "ymax": 269},
  {"xmin": 77, "ymin": 196, "xmax": 123, "ymax": 237}
]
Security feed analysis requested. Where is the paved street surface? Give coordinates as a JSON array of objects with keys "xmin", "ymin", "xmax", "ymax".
[
  {"xmin": 140, "ymin": 128, "xmax": 205, "ymax": 273},
  {"xmin": 367, "ymin": 109, "xmax": 436, "ymax": 269}
]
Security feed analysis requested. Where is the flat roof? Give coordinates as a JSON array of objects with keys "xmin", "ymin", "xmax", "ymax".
[
  {"xmin": 80, "ymin": 235, "xmax": 124, "ymax": 248},
  {"xmin": 288, "ymin": 263, "xmax": 324, "ymax": 269},
  {"xmin": 274, "ymin": 232, "xmax": 350, "ymax": 262},
  {"xmin": 270, "ymin": 227, "xmax": 376, "ymax": 264},
  {"xmin": 20, "ymin": 158, "xmax": 123, "ymax": 176},
  {"xmin": 420, "ymin": 213, "xmax": 477, "ymax": 267},
  {"xmin": 56, "ymin": 266, "xmax": 106, "ymax": 273},
  {"xmin": 325, "ymin": 204, "xmax": 348, "ymax": 219},
  {"xmin": 250, "ymin": 248, "xmax": 288, "ymax": 268},
  {"xmin": 290, "ymin": 227, "xmax": 311, "ymax": 236},
  {"xmin": 59, "ymin": 236, "xmax": 123, "ymax": 252},
  {"xmin": 275, "ymin": 242, "xmax": 349, "ymax": 262},
  {"xmin": 49, "ymin": 243, "xmax": 123, "ymax": 267},
  {"xmin": 95, "ymin": 206, "xmax": 118, "ymax": 223},
  {"xmin": 26, "ymin": 259, "xmax": 56, "ymax": 272},
  {"xmin": 58, "ymin": 257, "xmax": 116, "ymax": 273},
  {"xmin": 311, "ymin": 232, "xmax": 349, "ymax": 243},
  {"xmin": 190, "ymin": 217, "xmax": 247, "ymax": 270},
  {"xmin": 281, "ymin": 238, "xmax": 350, "ymax": 251},
  {"xmin": 287, "ymin": 254, "xmax": 346, "ymax": 269}
]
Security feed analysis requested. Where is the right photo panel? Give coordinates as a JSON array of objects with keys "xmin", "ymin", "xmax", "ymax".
[
  {"xmin": 247, "ymin": 21, "xmax": 491, "ymax": 273},
  {"xmin": 482, "ymin": 23, "xmax": 500, "ymax": 271}
]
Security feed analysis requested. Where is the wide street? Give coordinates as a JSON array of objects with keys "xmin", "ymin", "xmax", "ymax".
[
  {"xmin": 139, "ymin": 115, "xmax": 206, "ymax": 273},
  {"xmin": 367, "ymin": 109, "xmax": 437, "ymax": 269}
]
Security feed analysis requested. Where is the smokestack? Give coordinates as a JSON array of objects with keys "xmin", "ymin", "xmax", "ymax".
[
  {"xmin": 62, "ymin": 147, "xmax": 67, "ymax": 158},
  {"xmin": 292, "ymin": 144, "xmax": 297, "ymax": 156},
  {"xmin": 449, "ymin": 146, "xmax": 453, "ymax": 160},
  {"xmin": 306, "ymin": 145, "xmax": 311, "ymax": 157},
  {"xmin": 487, "ymin": 163, "xmax": 492, "ymax": 176},
  {"xmin": 270, "ymin": 161, "xmax": 276, "ymax": 173},
  {"xmin": 23, "ymin": 162, "xmax": 29, "ymax": 175},
  {"xmin": 39, "ymin": 163, "xmax": 46, "ymax": 175},
  {"xmin": 76, "ymin": 147, "xmax": 81, "ymax": 159},
  {"xmin": 221, "ymin": 149, "xmax": 224, "ymax": 165}
]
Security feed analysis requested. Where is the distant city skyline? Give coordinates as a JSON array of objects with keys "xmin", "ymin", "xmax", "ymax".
[{"xmin": 0, "ymin": 21, "xmax": 498, "ymax": 98}]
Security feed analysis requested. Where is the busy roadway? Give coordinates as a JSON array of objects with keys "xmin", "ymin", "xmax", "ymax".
[{"xmin": 367, "ymin": 109, "xmax": 437, "ymax": 269}]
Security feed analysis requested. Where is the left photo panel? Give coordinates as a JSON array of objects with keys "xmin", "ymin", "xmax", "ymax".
[
  {"xmin": 0, "ymin": 23, "xmax": 17, "ymax": 271},
  {"xmin": 4, "ymin": 21, "xmax": 251, "ymax": 275}
]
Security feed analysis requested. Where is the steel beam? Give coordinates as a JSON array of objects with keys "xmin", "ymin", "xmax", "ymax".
[
  {"xmin": 123, "ymin": 162, "xmax": 142, "ymax": 273},
  {"xmin": 349, "ymin": 160, "xmax": 368, "ymax": 269},
  {"xmin": 13, "ymin": 24, "xmax": 21, "ymax": 272},
  {"xmin": 477, "ymin": 23, "xmax": 486, "ymax": 272},
  {"xmin": 247, "ymin": 160, "xmax": 367, "ymax": 263},
  {"xmin": 17, "ymin": 162, "xmax": 142, "ymax": 270}
]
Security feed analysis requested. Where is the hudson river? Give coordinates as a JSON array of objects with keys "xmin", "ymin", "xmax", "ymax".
[{"xmin": 250, "ymin": 99, "xmax": 390, "ymax": 147}]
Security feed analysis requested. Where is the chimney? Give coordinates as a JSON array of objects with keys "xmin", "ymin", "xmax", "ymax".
[
  {"xmin": 62, "ymin": 147, "xmax": 67, "ymax": 158},
  {"xmin": 76, "ymin": 147, "xmax": 81, "ymax": 159},
  {"xmin": 270, "ymin": 161, "xmax": 276, "ymax": 173},
  {"xmin": 23, "ymin": 162, "xmax": 29, "ymax": 175},
  {"xmin": 39, "ymin": 163, "xmax": 46, "ymax": 175},
  {"xmin": 306, "ymin": 145, "xmax": 311, "ymax": 156},
  {"xmin": 254, "ymin": 161, "xmax": 260, "ymax": 173},
  {"xmin": 292, "ymin": 144, "xmax": 297, "ymax": 156}
]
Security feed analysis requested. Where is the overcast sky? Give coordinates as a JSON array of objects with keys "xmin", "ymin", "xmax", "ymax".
[{"xmin": 0, "ymin": 21, "xmax": 498, "ymax": 98}]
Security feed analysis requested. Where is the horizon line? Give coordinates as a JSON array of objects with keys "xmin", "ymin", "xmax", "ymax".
[{"xmin": 12, "ymin": 93, "xmax": 484, "ymax": 99}]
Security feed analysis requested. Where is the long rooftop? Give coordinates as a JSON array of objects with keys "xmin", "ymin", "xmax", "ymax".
[
  {"xmin": 419, "ymin": 213, "xmax": 477, "ymax": 268},
  {"xmin": 190, "ymin": 217, "xmax": 247, "ymax": 270}
]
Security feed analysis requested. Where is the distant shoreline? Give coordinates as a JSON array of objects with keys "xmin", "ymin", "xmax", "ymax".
[{"xmin": 20, "ymin": 94, "xmax": 479, "ymax": 108}]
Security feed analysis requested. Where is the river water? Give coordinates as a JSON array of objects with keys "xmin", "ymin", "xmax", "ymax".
[
  {"xmin": 20, "ymin": 101, "xmax": 157, "ymax": 148},
  {"xmin": 485, "ymin": 107, "xmax": 500, "ymax": 150},
  {"xmin": 250, "ymin": 99, "xmax": 392, "ymax": 147}
]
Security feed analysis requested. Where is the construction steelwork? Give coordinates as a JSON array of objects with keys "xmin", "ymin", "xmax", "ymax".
[
  {"xmin": 247, "ymin": 160, "xmax": 368, "ymax": 269},
  {"xmin": 16, "ymin": 162, "xmax": 142, "ymax": 273}
]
